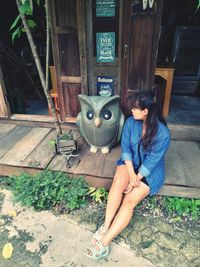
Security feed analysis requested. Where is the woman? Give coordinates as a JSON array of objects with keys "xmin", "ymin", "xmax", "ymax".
[{"xmin": 84, "ymin": 89, "xmax": 171, "ymax": 260}]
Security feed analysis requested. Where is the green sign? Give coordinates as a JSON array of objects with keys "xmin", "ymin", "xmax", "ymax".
[
  {"xmin": 96, "ymin": 0, "xmax": 116, "ymax": 17},
  {"xmin": 96, "ymin": 32, "xmax": 115, "ymax": 63}
]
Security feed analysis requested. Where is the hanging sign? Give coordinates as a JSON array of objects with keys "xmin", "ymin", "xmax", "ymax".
[
  {"xmin": 97, "ymin": 76, "xmax": 114, "ymax": 96},
  {"xmin": 96, "ymin": 0, "xmax": 116, "ymax": 17},
  {"xmin": 96, "ymin": 32, "xmax": 115, "ymax": 63}
]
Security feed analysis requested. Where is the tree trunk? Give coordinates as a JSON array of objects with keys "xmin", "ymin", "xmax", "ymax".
[{"xmin": 16, "ymin": 0, "xmax": 62, "ymax": 134}]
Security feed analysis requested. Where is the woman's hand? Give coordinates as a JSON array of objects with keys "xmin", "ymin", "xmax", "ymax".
[
  {"xmin": 137, "ymin": 172, "xmax": 143, "ymax": 180},
  {"xmin": 123, "ymin": 174, "xmax": 139, "ymax": 194}
]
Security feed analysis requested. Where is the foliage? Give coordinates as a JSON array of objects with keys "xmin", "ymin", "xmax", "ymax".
[
  {"xmin": 58, "ymin": 132, "xmax": 73, "ymax": 141},
  {"xmin": 197, "ymin": 0, "xmax": 200, "ymax": 10},
  {"xmin": 88, "ymin": 186, "xmax": 108, "ymax": 204},
  {"xmin": 10, "ymin": 170, "xmax": 89, "ymax": 211},
  {"xmin": 0, "ymin": 176, "xmax": 14, "ymax": 188},
  {"xmin": 163, "ymin": 197, "xmax": 200, "ymax": 219},
  {"xmin": 49, "ymin": 131, "xmax": 73, "ymax": 146},
  {"xmin": 10, "ymin": 0, "xmax": 39, "ymax": 42}
]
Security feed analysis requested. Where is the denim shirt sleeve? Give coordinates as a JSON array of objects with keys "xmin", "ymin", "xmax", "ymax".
[
  {"xmin": 121, "ymin": 118, "xmax": 133, "ymax": 161},
  {"xmin": 139, "ymin": 129, "xmax": 170, "ymax": 177}
]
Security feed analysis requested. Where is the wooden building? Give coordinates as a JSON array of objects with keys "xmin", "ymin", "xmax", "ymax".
[
  {"xmin": 48, "ymin": 0, "xmax": 163, "ymax": 120},
  {"xmin": 0, "ymin": 0, "xmax": 199, "ymax": 124}
]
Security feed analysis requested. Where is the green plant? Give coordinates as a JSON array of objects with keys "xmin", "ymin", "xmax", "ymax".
[
  {"xmin": 58, "ymin": 132, "xmax": 73, "ymax": 141},
  {"xmin": 88, "ymin": 187, "xmax": 108, "ymax": 204},
  {"xmin": 163, "ymin": 197, "xmax": 200, "ymax": 219},
  {"xmin": 10, "ymin": 170, "xmax": 89, "ymax": 211}
]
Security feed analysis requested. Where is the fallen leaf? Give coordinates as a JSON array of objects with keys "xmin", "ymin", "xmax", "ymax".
[
  {"xmin": 8, "ymin": 211, "xmax": 17, "ymax": 217},
  {"xmin": 2, "ymin": 243, "xmax": 14, "ymax": 259}
]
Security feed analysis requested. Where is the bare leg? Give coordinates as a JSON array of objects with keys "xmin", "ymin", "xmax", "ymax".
[
  {"xmin": 103, "ymin": 165, "xmax": 129, "ymax": 229},
  {"xmin": 101, "ymin": 182, "xmax": 150, "ymax": 246}
]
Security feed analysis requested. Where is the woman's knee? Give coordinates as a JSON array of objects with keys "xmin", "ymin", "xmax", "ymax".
[
  {"xmin": 112, "ymin": 167, "xmax": 128, "ymax": 190},
  {"xmin": 122, "ymin": 194, "xmax": 138, "ymax": 209},
  {"xmin": 122, "ymin": 186, "xmax": 149, "ymax": 208}
]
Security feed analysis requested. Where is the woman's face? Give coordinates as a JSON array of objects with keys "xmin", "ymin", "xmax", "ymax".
[{"xmin": 131, "ymin": 107, "xmax": 148, "ymax": 121}]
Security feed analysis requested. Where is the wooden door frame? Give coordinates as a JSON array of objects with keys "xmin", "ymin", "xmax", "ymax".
[{"xmin": 0, "ymin": 65, "xmax": 11, "ymax": 118}]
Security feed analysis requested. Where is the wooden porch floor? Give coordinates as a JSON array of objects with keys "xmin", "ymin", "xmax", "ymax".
[{"xmin": 0, "ymin": 121, "xmax": 199, "ymax": 199}]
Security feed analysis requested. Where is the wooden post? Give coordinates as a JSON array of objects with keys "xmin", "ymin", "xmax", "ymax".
[{"xmin": 0, "ymin": 65, "xmax": 11, "ymax": 117}]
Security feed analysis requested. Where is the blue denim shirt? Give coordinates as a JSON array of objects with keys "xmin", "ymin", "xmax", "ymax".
[{"xmin": 117, "ymin": 116, "xmax": 171, "ymax": 195}]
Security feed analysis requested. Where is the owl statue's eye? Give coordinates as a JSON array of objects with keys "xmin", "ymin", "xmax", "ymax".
[
  {"xmin": 102, "ymin": 110, "xmax": 112, "ymax": 120},
  {"xmin": 86, "ymin": 110, "xmax": 94, "ymax": 120}
]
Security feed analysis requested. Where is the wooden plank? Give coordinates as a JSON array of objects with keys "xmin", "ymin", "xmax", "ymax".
[
  {"xmin": 84, "ymin": 174, "xmax": 113, "ymax": 191},
  {"xmin": 77, "ymin": 0, "xmax": 88, "ymax": 94},
  {"xmin": 61, "ymin": 76, "xmax": 81, "ymax": 84},
  {"xmin": 0, "ymin": 164, "xmax": 42, "ymax": 177},
  {"xmin": 0, "ymin": 123, "xmax": 17, "ymax": 139},
  {"xmin": 169, "ymin": 124, "xmax": 200, "ymax": 142},
  {"xmin": 101, "ymin": 145, "xmax": 121, "ymax": 178},
  {"xmin": 48, "ymin": 155, "xmax": 67, "ymax": 172},
  {"xmin": 1, "ymin": 117, "xmax": 77, "ymax": 128},
  {"xmin": 165, "ymin": 141, "xmax": 188, "ymax": 186},
  {"xmin": 10, "ymin": 114, "xmax": 55, "ymax": 122},
  {"xmin": 0, "ymin": 125, "xmax": 32, "ymax": 159},
  {"xmin": 21, "ymin": 130, "xmax": 57, "ymax": 168},
  {"xmin": 159, "ymin": 185, "xmax": 200, "ymax": 199},
  {"xmin": 176, "ymin": 141, "xmax": 200, "ymax": 187},
  {"xmin": 74, "ymin": 149, "xmax": 106, "ymax": 177},
  {"xmin": 0, "ymin": 127, "xmax": 51, "ymax": 165}
]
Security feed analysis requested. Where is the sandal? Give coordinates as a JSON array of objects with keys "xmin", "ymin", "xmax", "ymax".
[
  {"xmin": 84, "ymin": 239, "xmax": 110, "ymax": 260},
  {"xmin": 92, "ymin": 225, "xmax": 108, "ymax": 245}
]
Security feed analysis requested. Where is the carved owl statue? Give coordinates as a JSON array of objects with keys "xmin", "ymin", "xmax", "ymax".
[{"xmin": 76, "ymin": 94, "xmax": 124, "ymax": 154}]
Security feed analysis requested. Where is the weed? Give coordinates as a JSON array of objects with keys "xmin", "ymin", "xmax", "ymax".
[
  {"xmin": 163, "ymin": 197, "xmax": 200, "ymax": 219},
  {"xmin": 88, "ymin": 187, "xmax": 108, "ymax": 204},
  {"xmin": 10, "ymin": 170, "xmax": 89, "ymax": 211}
]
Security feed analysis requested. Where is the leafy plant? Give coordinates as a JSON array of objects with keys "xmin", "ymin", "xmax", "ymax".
[
  {"xmin": 88, "ymin": 187, "xmax": 108, "ymax": 204},
  {"xmin": 163, "ymin": 197, "xmax": 200, "ymax": 219},
  {"xmin": 10, "ymin": 170, "xmax": 89, "ymax": 211},
  {"xmin": 58, "ymin": 132, "xmax": 73, "ymax": 141}
]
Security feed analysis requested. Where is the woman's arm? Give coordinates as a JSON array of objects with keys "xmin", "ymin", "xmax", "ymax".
[
  {"xmin": 138, "ymin": 131, "xmax": 170, "ymax": 178},
  {"xmin": 120, "ymin": 118, "xmax": 140, "ymax": 193}
]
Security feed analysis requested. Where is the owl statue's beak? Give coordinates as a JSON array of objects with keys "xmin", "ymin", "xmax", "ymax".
[{"xmin": 94, "ymin": 117, "xmax": 101, "ymax": 127}]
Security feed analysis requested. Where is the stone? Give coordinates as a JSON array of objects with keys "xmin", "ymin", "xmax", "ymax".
[
  {"xmin": 154, "ymin": 232, "xmax": 181, "ymax": 251},
  {"xmin": 181, "ymin": 238, "xmax": 200, "ymax": 261},
  {"xmin": 151, "ymin": 219, "xmax": 174, "ymax": 234}
]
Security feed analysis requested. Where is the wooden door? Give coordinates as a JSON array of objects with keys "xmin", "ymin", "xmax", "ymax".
[
  {"xmin": 121, "ymin": 0, "xmax": 163, "ymax": 115},
  {"xmin": 49, "ymin": 0, "xmax": 88, "ymax": 121},
  {"xmin": 85, "ymin": 0, "xmax": 123, "ymax": 96}
]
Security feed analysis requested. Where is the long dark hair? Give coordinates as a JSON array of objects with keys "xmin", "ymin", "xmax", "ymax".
[{"xmin": 132, "ymin": 89, "xmax": 167, "ymax": 150}]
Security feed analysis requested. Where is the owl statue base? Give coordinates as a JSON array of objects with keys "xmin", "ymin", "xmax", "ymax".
[
  {"xmin": 90, "ymin": 146, "xmax": 109, "ymax": 154},
  {"xmin": 77, "ymin": 94, "xmax": 125, "ymax": 154}
]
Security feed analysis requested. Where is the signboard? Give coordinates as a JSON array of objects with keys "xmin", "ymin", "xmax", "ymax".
[
  {"xmin": 96, "ymin": 32, "xmax": 115, "ymax": 63},
  {"xmin": 96, "ymin": 0, "xmax": 116, "ymax": 17},
  {"xmin": 97, "ymin": 76, "xmax": 114, "ymax": 96}
]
